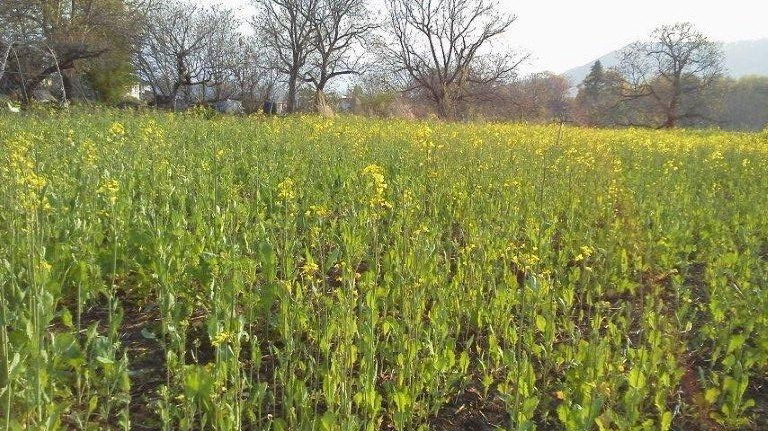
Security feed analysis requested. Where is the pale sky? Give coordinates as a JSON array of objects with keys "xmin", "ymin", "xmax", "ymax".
[{"xmin": 213, "ymin": 0, "xmax": 768, "ymax": 75}]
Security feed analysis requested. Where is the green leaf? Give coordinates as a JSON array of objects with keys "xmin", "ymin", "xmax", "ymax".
[
  {"xmin": 320, "ymin": 412, "xmax": 335, "ymax": 431},
  {"xmin": 704, "ymin": 387, "xmax": 720, "ymax": 404},
  {"xmin": 393, "ymin": 390, "xmax": 410, "ymax": 412},
  {"xmin": 727, "ymin": 334, "xmax": 746, "ymax": 354},
  {"xmin": 628, "ymin": 368, "xmax": 646, "ymax": 389},
  {"xmin": 88, "ymin": 395, "xmax": 99, "ymax": 414},
  {"xmin": 6, "ymin": 353, "xmax": 22, "ymax": 380},
  {"xmin": 459, "ymin": 351, "xmax": 470, "ymax": 374},
  {"xmin": 660, "ymin": 411, "xmax": 673, "ymax": 431},
  {"xmin": 523, "ymin": 396, "xmax": 539, "ymax": 413},
  {"xmin": 259, "ymin": 241, "xmax": 277, "ymax": 282},
  {"xmin": 141, "ymin": 328, "xmax": 156, "ymax": 340},
  {"xmin": 60, "ymin": 308, "xmax": 73, "ymax": 328},
  {"xmin": 96, "ymin": 355, "xmax": 114, "ymax": 365}
]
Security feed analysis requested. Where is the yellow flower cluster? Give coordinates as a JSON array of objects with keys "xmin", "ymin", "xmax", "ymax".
[
  {"xmin": 362, "ymin": 164, "xmax": 392, "ymax": 211},
  {"xmin": 80, "ymin": 139, "xmax": 98, "ymax": 169},
  {"xmin": 99, "ymin": 178, "xmax": 120, "ymax": 205},
  {"xmin": 573, "ymin": 245, "xmax": 595, "ymax": 263},
  {"xmin": 506, "ymin": 243, "xmax": 541, "ymax": 273},
  {"xmin": 109, "ymin": 122, "xmax": 126, "ymax": 137},
  {"xmin": 708, "ymin": 150, "xmax": 724, "ymax": 163},
  {"xmin": 140, "ymin": 119, "xmax": 165, "ymax": 147},
  {"xmin": 2, "ymin": 134, "xmax": 50, "ymax": 212},
  {"xmin": 211, "ymin": 330, "xmax": 235, "ymax": 347},
  {"xmin": 305, "ymin": 204, "xmax": 329, "ymax": 218},
  {"xmin": 277, "ymin": 178, "xmax": 296, "ymax": 201},
  {"xmin": 302, "ymin": 261, "xmax": 319, "ymax": 276}
]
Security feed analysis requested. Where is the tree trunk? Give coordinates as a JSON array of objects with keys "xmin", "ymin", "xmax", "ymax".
[
  {"xmin": 61, "ymin": 72, "xmax": 73, "ymax": 101},
  {"xmin": 313, "ymin": 88, "xmax": 325, "ymax": 111},
  {"xmin": 663, "ymin": 76, "xmax": 682, "ymax": 128},
  {"xmin": 19, "ymin": 64, "xmax": 66, "ymax": 104},
  {"xmin": 313, "ymin": 79, "xmax": 329, "ymax": 111},
  {"xmin": 23, "ymin": 75, "xmax": 48, "ymax": 104},
  {"xmin": 663, "ymin": 95, "xmax": 679, "ymax": 128},
  {"xmin": 314, "ymin": 88, "xmax": 334, "ymax": 117},
  {"xmin": 436, "ymin": 94, "xmax": 454, "ymax": 120},
  {"xmin": 169, "ymin": 81, "xmax": 182, "ymax": 110},
  {"xmin": 0, "ymin": 43, "xmax": 13, "ymax": 84},
  {"xmin": 286, "ymin": 70, "xmax": 298, "ymax": 113}
]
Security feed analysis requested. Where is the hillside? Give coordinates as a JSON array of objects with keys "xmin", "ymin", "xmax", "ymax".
[{"xmin": 564, "ymin": 38, "xmax": 768, "ymax": 85}]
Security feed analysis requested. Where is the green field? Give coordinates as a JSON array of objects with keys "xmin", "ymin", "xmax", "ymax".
[{"xmin": 1, "ymin": 111, "xmax": 767, "ymax": 430}]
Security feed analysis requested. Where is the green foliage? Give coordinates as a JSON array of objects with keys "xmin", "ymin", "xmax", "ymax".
[
  {"xmin": 86, "ymin": 56, "xmax": 137, "ymax": 104},
  {"xmin": 0, "ymin": 111, "xmax": 766, "ymax": 430}
]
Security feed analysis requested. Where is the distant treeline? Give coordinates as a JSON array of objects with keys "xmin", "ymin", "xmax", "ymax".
[
  {"xmin": 0, "ymin": 1, "xmax": 766, "ymax": 130},
  {"xmin": 443, "ymin": 67, "xmax": 768, "ymax": 131}
]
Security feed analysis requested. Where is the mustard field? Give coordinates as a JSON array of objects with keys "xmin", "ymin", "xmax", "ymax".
[{"xmin": 1, "ymin": 111, "xmax": 767, "ymax": 430}]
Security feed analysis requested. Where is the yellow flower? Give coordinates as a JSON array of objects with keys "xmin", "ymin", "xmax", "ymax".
[
  {"xmin": 277, "ymin": 178, "xmax": 296, "ymax": 201},
  {"xmin": 3, "ymin": 134, "xmax": 50, "ymax": 211},
  {"xmin": 99, "ymin": 179, "xmax": 120, "ymax": 205},
  {"xmin": 362, "ymin": 164, "xmax": 392, "ymax": 210},
  {"xmin": 109, "ymin": 122, "xmax": 125, "ymax": 137},
  {"xmin": 306, "ymin": 205, "xmax": 329, "ymax": 218},
  {"xmin": 302, "ymin": 261, "xmax": 319, "ymax": 275},
  {"xmin": 81, "ymin": 139, "xmax": 98, "ymax": 168},
  {"xmin": 211, "ymin": 331, "xmax": 234, "ymax": 347}
]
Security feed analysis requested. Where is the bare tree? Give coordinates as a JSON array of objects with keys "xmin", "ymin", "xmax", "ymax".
[
  {"xmin": 383, "ymin": 0, "xmax": 526, "ymax": 119},
  {"xmin": 0, "ymin": 0, "xmax": 145, "ymax": 103},
  {"xmin": 616, "ymin": 22, "xmax": 723, "ymax": 128},
  {"xmin": 458, "ymin": 72, "xmax": 572, "ymax": 122},
  {"xmin": 303, "ymin": 0, "xmax": 378, "ymax": 110},
  {"xmin": 512, "ymin": 72, "xmax": 572, "ymax": 122},
  {"xmin": 228, "ymin": 36, "xmax": 284, "ymax": 109},
  {"xmin": 252, "ymin": 0, "xmax": 318, "ymax": 113},
  {"xmin": 136, "ymin": 0, "xmax": 241, "ymax": 108},
  {"xmin": 0, "ymin": 39, "xmax": 16, "ymax": 84}
]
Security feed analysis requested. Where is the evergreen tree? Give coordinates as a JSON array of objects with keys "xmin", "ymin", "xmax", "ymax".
[
  {"xmin": 575, "ymin": 61, "xmax": 619, "ymax": 126},
  {"xmin": 582, "ymin": 60, "xmax": 605, "ymax": 100}
]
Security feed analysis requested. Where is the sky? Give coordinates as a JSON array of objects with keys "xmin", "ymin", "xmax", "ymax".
[{"xmin": 213, "ymin": 0, "xmax": 768, "ymax": 75}]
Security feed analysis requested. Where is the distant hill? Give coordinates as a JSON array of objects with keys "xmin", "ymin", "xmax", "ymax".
[{"xmin": 563, "ymin": 38, "xmax": 768, "ymax": 86}]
